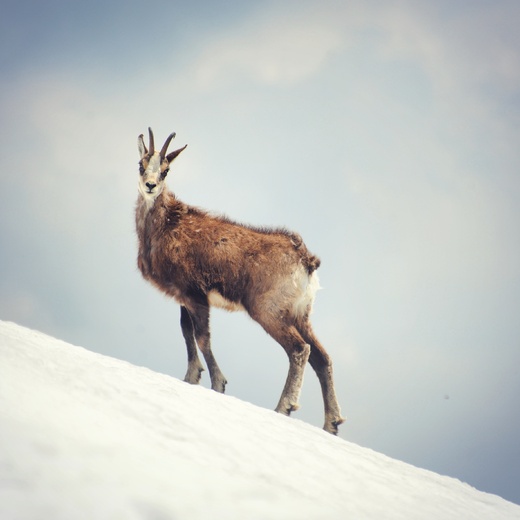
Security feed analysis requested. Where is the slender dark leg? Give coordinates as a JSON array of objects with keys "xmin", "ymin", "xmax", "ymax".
[
  {"xmin": 180, "ymin": 306, "xmax": 205, "ymax": 384},
  {"xmin": 299, "ymin": 321, "xmax": 345, "ymax": 434},
  {"xmin": 186, "ymin": 301, "xmax": 227, "ymax": 393}
]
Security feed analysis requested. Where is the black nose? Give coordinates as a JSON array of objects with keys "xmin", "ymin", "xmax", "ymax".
[{"xmin": 145, "ymin": 182, "xmax": 156, "ymax": 191}]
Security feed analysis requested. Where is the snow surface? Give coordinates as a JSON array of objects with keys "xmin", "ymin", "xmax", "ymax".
[{"xmin": 1, "ymin": 321, "xmax": 519, "ymax": 520}]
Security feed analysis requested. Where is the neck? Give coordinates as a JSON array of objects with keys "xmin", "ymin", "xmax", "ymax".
[{"xmin": 137, "ymin": 186, "xmax": 164, "ymax": 212}]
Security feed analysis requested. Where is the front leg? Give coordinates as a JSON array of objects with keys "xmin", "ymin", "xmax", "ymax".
[
  {"xmin": 186, "ymin": 301, "xmax": 227, "ymax": 393},
  {"xmin": 180, "ymin": 306, "xmax": 204, "ymax": 384}
]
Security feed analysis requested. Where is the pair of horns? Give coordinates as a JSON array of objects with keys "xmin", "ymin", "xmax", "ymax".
[{"xmin": 140, "ymin": 127, "xmax": 177, "ymax": 158}]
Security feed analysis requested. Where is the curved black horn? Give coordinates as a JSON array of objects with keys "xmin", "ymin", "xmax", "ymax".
[
  {"xmin": 160, "ymin": 132, "xmax": 176, "ymax": 159},
  {"xmin": 166, "ymin": 144, "xmax": 188, "ymax": 163},
  {"xmin": 148, "ymin": 127, "xmax": 155, "ymax": 155}
]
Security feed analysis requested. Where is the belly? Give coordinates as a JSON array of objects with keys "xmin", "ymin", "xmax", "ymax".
[{"xmin": 207, "ymin": 290, "xmax": 245, "ymax": 312}]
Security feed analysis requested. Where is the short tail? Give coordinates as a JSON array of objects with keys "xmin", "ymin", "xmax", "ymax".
[
  {"xmin": 304, "ymin": 254, "xmax": 321, "ymax": 274},
  {"xmin": 288, "ymin": 231, "xmax": 321, "ymax": 274}
]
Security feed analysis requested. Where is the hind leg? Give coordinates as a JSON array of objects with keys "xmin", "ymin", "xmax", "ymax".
[
  {"xmin": 276, "ymin": 341, "xmax": 310, "ymax": 415},
  {"xmin": 255, "ymin": 317, "xmax": 310, "ymax": 416},
  {"xmin": 299, "ymin": 321, "xmax": 345, "ymax": 434}
]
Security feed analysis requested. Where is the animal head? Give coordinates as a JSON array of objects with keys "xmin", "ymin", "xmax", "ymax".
[{"xmin": 137, "ymin": 127, "xmax": 187, "ymax": 202}]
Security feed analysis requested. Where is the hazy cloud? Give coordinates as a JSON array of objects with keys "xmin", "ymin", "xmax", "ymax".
[{"xmin": 1, "ymin": 0, "xmax": 519, "ymax": 505}]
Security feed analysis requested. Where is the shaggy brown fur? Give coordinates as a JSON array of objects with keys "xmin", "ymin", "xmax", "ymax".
[
  {"xmin": 137, "ymin": 195, "xmax": 319, "ymax": 307},
  {"xmin": 135, "ymin": 128, "xmax": 344, "ymax": 434}
]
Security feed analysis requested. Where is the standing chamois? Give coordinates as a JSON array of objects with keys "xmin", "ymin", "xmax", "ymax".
[{"xmin": 135, "ymin": 128, "xmax": 344, "ymax": 434}]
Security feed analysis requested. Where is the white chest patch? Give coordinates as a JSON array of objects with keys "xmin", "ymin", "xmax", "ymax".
[{"xmin": 207, "ymin": 290, "xmax": 245, "ymax": 312}]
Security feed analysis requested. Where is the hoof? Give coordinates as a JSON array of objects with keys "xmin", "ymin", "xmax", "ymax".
[
  {"xmin": 324, "ymin": 416, "xmax": 346, "ymax": 435},
  {"xmin": 184, "ymin": 366, "xmax": 204, "ymax": 385},
  {"xmin": 211, "ymin": 379, "xmax": 227, "ymax": 393},
  {"xmin": 275, "ymin": 402, "xmax": 300, "ymax": 416}
]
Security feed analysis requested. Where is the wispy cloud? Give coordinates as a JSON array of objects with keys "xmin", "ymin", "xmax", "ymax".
[
  {"xmin": 1, "ymin": 0, "xmax": 519, "ymax": 504},
  {"xmin": 191, "ymin": 7, "xmax": 344, "ymax": 88}
]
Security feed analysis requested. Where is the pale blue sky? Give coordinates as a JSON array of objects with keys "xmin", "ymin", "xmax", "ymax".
[{"xmin": 1, "ymin": 0, "xmax": 519, "ymax": 504}]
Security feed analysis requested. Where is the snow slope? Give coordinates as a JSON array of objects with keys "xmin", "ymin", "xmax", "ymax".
[{"xmin": 1, "ymin": 321, "xmax": 519, "ymax": 520}]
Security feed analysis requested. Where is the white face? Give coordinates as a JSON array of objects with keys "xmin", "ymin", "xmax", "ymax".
[
  {"xmin": 137, "ymin": 151, "xmax": 170, "ymax": 203},
  {"xmin": 137, "ymin": 130, "xmax": 187, "ymax": 204}
]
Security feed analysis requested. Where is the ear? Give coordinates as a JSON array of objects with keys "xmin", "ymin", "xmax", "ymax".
[
  {"xmin": 138, "ymin": 134, "xmax": 148, "ymax": 159},
  {"xmin": 166, "ymin": 144, "xmax": 188, "ymax": 164}
]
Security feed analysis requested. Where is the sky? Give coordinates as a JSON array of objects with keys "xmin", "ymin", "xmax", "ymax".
[{"xmin": 1, "ymin": 0, "xmax": 519, "ymax": 505}]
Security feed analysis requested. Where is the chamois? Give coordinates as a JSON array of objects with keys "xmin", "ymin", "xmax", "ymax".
[{"xmin": 135, "ymin": 128, "xmax": 344, "ymax": 434}]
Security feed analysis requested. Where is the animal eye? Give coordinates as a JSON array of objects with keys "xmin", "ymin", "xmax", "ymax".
[
  {"xmin": 139, "ymin": 165, "xmax": 145, "ymax": 175},
  {"xmin": 161, "ymin": 168, "xmax": 169, "ymax": 179}
]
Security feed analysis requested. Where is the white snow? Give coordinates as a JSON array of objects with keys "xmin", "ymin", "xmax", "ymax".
[{"xmin": 1, "ymin": 320, "xmax": 519, "ymax": 520}]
